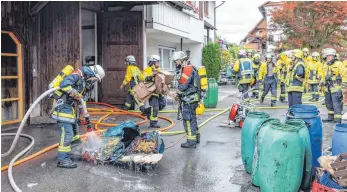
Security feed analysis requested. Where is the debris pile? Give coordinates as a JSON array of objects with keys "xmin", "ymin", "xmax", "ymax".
[{"xmin": 81, "ymin": 121, "xmax": 164, "ymax": 170}]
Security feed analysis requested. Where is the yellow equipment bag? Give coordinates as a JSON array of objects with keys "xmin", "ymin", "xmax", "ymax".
[
  {"xmin": 196, "ymin": 102, "xmax": 205, "ymax": 115},
  {"xmin": 49, "ymin": 65, "xmax": 74, "ymax": 89},
  {"xmin": 198, "ymin": 66, "xmax": 208, "ymax": 91}
]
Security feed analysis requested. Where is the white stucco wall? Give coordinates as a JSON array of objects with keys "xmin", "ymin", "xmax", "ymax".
[
  {"xmin": 204, "ymin": 1, "xmax": 215, "ymax": 28},
  {"xmin": 178, "ymin": 43, "xmax": 203, "ymax": 68}
]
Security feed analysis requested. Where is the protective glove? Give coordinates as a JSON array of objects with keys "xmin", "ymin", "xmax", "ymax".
[
  {"xmin": 87, "ymin": 124, "xmax": 93, "ymax": 132},
  {"xmin": 69, "ymin": 89, "xmax": 82, "ymax": 100},
  {"xmin": 145, "ymin": 76, "xmax": 153, "ymax": 81}
]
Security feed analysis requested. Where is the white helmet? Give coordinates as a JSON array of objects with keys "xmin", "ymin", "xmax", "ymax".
[
  {"xmin": 89, "ymin": 65, "xmax": 105, "ymax": 81},
  {"xmin": 322, "ymin": 48, "xmax": 336, "ymax": 58},
  {"xmin": 238, "ymin": 50, "xmax": 247, "ymax": 56},
  {"xmin": 311, "ymin": 52, "xmax": 320, "ymax": 57},
  {"xmin": 172, "ymin": 51, "xmax": 187, "ymax": 62},
  {"xmin": 125, "ymin": 55, "xmax": 136, "ymax": 64},
  {"xmin": 285, "ymin": 50, "xmax": 293, "ymax": 58},
  {"xmin": 150, "ymin": 55, "xmax": 161, "ymax": 62},
  {"xmin": 265, "ymin": 53, "xmax": 274, "ymax": 59}
]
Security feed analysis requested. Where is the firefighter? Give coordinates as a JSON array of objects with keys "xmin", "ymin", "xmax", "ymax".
[
  {"xmin": 259, "ymin": 53, "xmax": 278, "ymax": 106},
  {"xmin": 286, "ymin": 49, "xmax": 306, "ymax": 107},
  {"xmin": 246, "ymin": 49, "xmax": 253, "ymax": 59},
  {"xmin": 50, "ymin": 65, "xmax": 105, "ymax": 168},
  {"xmin": 302, "ymin": 48, "xmax": 312, "ymax": 93},
  {"xmin": 307, "ymin": 52, "xmax": 323, "ymax": 102},
  {"xmin": 143, "ymin": 55, "xmax": 161, "ymax": 128},
  {"xmin": 321, "ymin": 48, "xmax": 343, "ymax": 123},
  {"xmin": 233, "ymin": 50, "xmax": 254, "ymax": 102},
  {"xmin": 251, "ymin": 53, "xmax": 262, "ymax": 98},
  {"xmin": 172, "ymin": 51, "xmax": 200, "ymax": 148},
  {"xmin": 276, "ymin": 51, "xmax": 290, "ymax": 103},
  {"xmin": 342, "ymin": 59, "xmax": 347, "ymax": 106},
  {"xmin": 120, "ymin": 55, "xmax": 145, "ymax": 112}
]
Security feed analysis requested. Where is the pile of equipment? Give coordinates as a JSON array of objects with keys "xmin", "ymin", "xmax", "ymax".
[{"xmin": 81, "ymin": 121, "xmax": 164, "ymax": 170}]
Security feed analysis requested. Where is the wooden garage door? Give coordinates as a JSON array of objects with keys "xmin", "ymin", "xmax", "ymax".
[{"xmin": 102, "ymin": 12, "xmax": 143, "ymax": 105}]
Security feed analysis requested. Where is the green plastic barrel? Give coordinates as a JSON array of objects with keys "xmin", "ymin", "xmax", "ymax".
[
  {"xmin": 241, "ymin": 112, "xmax": 270, "ymax": 174},
  {"xmin": 285, "ymin": 119, "xmax": 312, "ymax": 191},
  {"xmin": 258, "ymin": 122, "xmax": 305, "ymax": 192},
  {"xmin": 203, "ymin": 78, "xmax": 218, "ymax": 108},
  {"xmin": 252, "ymin": 118, "xmax": 281, "ymax": 186}
]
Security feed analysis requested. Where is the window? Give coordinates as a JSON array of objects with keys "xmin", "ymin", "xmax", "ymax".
[
  {"xmin": 204, "ymin": 1, "xmax": 209, "ymax": 17},
  {"xmin": 158, "ymin": 46, "xmax": 176, "ymax": 71}
]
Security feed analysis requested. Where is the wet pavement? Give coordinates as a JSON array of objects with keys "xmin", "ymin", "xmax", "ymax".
[{"xmin": 1, "ymin": 84, "xmax": 336, "ymax": 192}]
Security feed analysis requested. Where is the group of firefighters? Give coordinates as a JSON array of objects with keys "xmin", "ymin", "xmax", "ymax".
[
  {"xmin": 233, "ymin": 47, "xmax": 347, "ymax": 124},
  {"xmin": 49, "ymin": 51, "xmax": 201, "ymax": 168}
]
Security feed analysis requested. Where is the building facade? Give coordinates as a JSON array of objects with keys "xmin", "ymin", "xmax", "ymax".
[{"xmin": 1, "ymin": 1, "xmax": 216, "ymax": 125}]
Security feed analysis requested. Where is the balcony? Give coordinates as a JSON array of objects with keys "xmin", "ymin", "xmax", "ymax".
[{"xmin": 147, "ymin": 3, "xmax": 191, "ymax": 38}]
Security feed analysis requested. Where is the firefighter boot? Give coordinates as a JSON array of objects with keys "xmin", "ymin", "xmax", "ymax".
[
  {"xmin": 260, "ymin": 96, "xmax": 265, "ymax": 104},
  {"xmin": 57, "ymin": 158, "xmax": 77, "ymax": 169},
  {"xmin": 322, "ymin": 115, "xmax": 334, "ymax": 123},
  {"xmin": 181, "ymin": 140, "xmax": 197, "ymax": 149},
  {"xmin": 149, "ymin": 121, "xmax": 160, "ymax": 128},
  {"xmin": 196, "ymin": 133, "xmax": 200, "ymax": 144}
]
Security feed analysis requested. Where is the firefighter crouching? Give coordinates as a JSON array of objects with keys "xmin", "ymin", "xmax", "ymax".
[
  {"xmin": 307, "ymin": 52, "xmax": 323, "ymax": 102},
  {"xmin": 321, "ymin": 48, "xmax": 343, "ymax": 123},
  {"xmin": 259, "ymin": 53, "xmax": 278, "ymax": 107},
  {"xmin": 286, "ymin": 49, "xmax": 306, "ymax": 107},
  {"xmin": 171, "ymin": 51, "xmax": 201, "ymax": 149},
  {"xmin": 120, "ymin": 55, "xmax": 145, "ymax": 112},
  {"xmin": 50, "ymin": 65, "xmax": 105, "ymax": 168},
  {"xmin": 233, "ymin": 50, "xmax": 255, "ymax": 102}
]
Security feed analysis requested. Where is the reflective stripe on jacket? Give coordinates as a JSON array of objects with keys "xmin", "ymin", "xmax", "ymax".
[{"xmin": 287, "ymin": 60, "xmax": 305, "ymax": 92}]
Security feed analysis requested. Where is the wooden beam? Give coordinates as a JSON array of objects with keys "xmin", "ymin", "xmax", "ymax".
[
  {"xmin": 30, "ymin": 2, "xmax": 49, "ymax": 15},
  {"xmin": 1, "ymin": 98, "xmax": 20, "ymax": 102},
  {"xmin": 1, "ymin": 76, "xmax": 20, "ymax": 79},
  {"xmin": 1, "ymin": 53, "xmax": 18, "ymax": 57}
]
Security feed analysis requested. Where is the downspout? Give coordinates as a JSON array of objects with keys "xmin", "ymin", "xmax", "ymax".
[{"xmin": 214, "ymin": 1, "xmax": 225, "ymax": 42}]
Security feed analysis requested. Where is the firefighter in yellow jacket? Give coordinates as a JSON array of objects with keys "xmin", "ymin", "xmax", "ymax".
[
  {"xmin": 321, "ymin": 48, "xmax": 343, "ymax": 123},
  {"xmin": 143, "ymin": 55, "xmax": 161, "ymax": 128},
  {"xmin": 342, "ymin": 60, "xmax": 347, "ymax": 106},
  {"xmin": 286, "ymin": 49, "xmax": 306, "ymax": 107},
  {"xmin": 276, "ymin": 51, "xmax": 290, "ymax": 103},
  {"xmin": 251, "ymin": 53, "xmax": 262, "ymax": 98},
  {"xmin": 233, "ymin": 50, "xmax": 254, "ymax": 102},
  {"xmin": 259, "ymin": 53, "xmax": 279, "ymax": 106},
  {"xmin": 120, "ymin": 55, "xmax": 145, "ymax": 112},
  {"xmin": 307, "ymin": 52, "xmax": 323, "ymax": 101}
]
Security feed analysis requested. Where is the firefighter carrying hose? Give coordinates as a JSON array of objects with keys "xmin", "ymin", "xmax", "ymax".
[
  {"xmin": 276, "ymin": 51, "xmax": 290, "ymax": 103},
  {"xmin": 50, "ymin": 65, "xmax": 105, "ymax": 168},
  {"xmin": 259, "ymin": 53, "xmax": 279, "ymax": 106},
  {"xmin": 233, "ymin": 50, "xmax": 254, "ymax": 102},
  {"xmin": 321, "ymin": 48, "xmax": 343, "ymax": 123},
  {"xmin": 251, "ymin": 53, "xmax": 262, "ymax": 99},
  {"xmin": 171, "ymin": 51, "xmax": 201, "ymax": 149},
  {"xmin": 143, "ymin": 55, "xmax": 162, "ymax": 128},
  {"xmin": 120, "ymin": 55, "xmax": 145, "ymax": 112},
  {"xmin": 307, "ymin": 52, "xmax": 323, "ymax": 102},
  {"xmin": 286, "ymin": 49, "xmax": 306, "ymax": 107}
]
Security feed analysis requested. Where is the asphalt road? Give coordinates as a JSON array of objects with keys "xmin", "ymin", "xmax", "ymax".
[{"xmin": 1, "ymin": 84, "xmax": 335, "ymax": 192}]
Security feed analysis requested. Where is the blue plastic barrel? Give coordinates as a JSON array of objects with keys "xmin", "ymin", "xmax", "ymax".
[
  {"xmin": 332, "ymin": 124, "xmax": 347, "ymax": 156},
  {"xmin": 287, "ymin": 104, "xmax": 322, "ymax": 176}
]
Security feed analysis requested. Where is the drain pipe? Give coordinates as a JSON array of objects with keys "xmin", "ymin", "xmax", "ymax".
[{"xmin": 214, "ymin": 1, "xmax": 225, "ymax": 41}]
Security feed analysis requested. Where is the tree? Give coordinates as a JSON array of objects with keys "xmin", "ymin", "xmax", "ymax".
[
  {"xmin": 229, "ymin": 43, "xmax": 241, "ymax": 63},
  {"xmin": 221, "ymin": 50, "xmax": 231, "ymax": 71},
  {"xmin": 271, "ymin": 2, "xmax": 347, "ymax": 52},
  {"xmin": 202, "ymin": 42, "xmax": 221, "ymax": 80}
]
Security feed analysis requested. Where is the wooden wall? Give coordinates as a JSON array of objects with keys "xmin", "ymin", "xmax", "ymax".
[{"xmin": 1, "ymin": 1, "xmax": 81, "ymax": 115}]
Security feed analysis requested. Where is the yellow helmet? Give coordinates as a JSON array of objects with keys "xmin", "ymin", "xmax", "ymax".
[
  {"xmin": 196, "ymin": 103, "xmax": 205, "ymax": 115},
  {"xmin": 253, "ymin": 53, "xmax": 261, "ymax": 59},
  {"xmin": 292, "ymin": 49, "xmax": 303, "ymax": 59}
]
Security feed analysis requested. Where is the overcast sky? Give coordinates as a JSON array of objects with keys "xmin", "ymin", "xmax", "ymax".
[{"xmin": 215, "ymin": 0, "xmax": 268, "ymax": 44}]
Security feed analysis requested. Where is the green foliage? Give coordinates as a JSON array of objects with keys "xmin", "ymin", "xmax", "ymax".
[
  {"xmin": 229, "ymin": 43, "xmax": 241, "ymax": 62},
  {"xmin": 221, "ymin": 50, "xmax": 231, "ymax": 71},
  {"xmin": 202, "ymin": 42, "xmax": 221, "ymax": 80}
]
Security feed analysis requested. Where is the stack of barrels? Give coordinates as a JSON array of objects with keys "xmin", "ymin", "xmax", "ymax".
[{"xmin": 241, "ymin": 104, "xmax": 324, "ymax": 192}]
